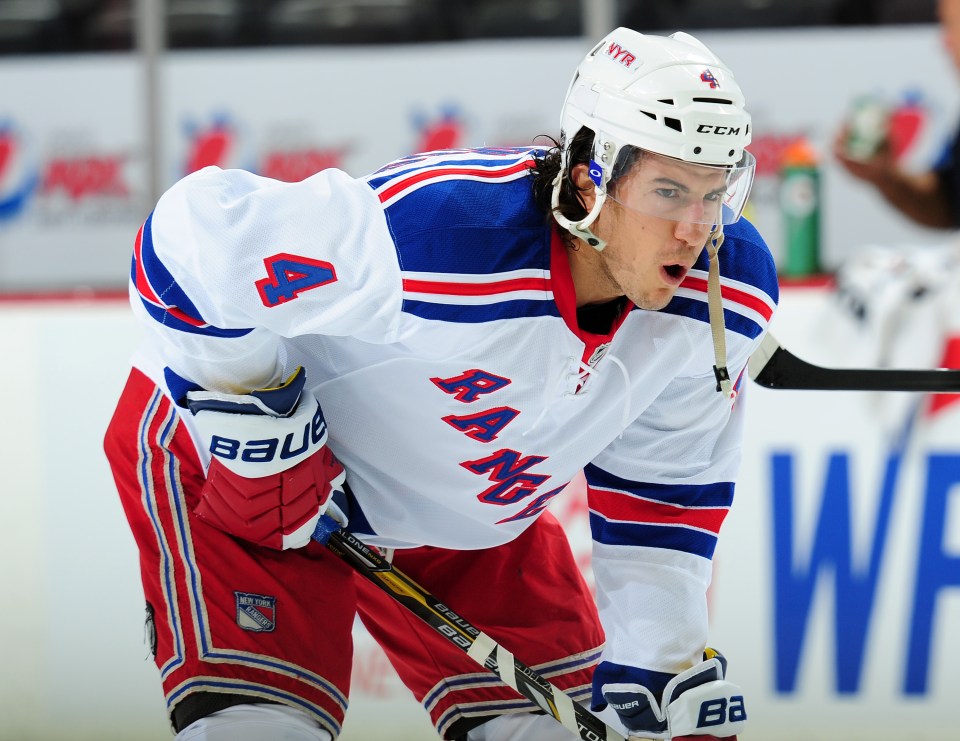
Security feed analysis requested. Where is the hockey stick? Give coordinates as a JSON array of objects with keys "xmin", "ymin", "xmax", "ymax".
[
  {"xmin": 311, "ymin": 515, "xmax": 626, "ymax": 741},
  {"xmin": 748, "ymin": 332, "xmax": 960, "ymax": 392}
]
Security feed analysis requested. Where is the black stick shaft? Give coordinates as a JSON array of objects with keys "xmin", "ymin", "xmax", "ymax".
[{"xmin": 749, "ymin": 333, "xmax": 960, "ymax": 392}]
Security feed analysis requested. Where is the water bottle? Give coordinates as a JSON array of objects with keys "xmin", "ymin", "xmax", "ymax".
[
  {"xmin": 779, "ymin": 137, "xmax": 822, "ymax": 277},
  {"xmin": 843, "ymin": 95, "xmax": 889, "ymax": 162}
]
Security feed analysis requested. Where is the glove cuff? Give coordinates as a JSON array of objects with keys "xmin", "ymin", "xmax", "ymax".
[
  {"xmin": 185, "ymin": 367, "xmax": 306, "ymax": 417},
  {"xmin": 601, "ymin": 650, "xmax": 747, "ymax": 739},
  {"xmin": 601, "ymin": 682, "xmax": 667, "ymax": 736}
]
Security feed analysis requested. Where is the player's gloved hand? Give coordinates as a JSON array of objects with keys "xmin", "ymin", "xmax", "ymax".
[
  {"xmin": 601, "ymin": 648, "xmax": 746, "ymax": 740},
  {"xmin": 185, "ymin": 366, "xmax": 348, "ymax": 550}
]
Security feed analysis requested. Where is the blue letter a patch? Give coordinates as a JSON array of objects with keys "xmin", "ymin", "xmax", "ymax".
[{"xmin": 235, "ymin": 592, "xmax": 277, "ymax": 632}]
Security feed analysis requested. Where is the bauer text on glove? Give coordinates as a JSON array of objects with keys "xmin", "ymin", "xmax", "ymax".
[{"xmin": 185, "ymin": 367, "xmax": 347, "ymax": 550}]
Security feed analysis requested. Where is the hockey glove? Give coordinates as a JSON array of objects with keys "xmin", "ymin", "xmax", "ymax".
[
  {"xmin": 601, "ymin": 648, "xmax": 746, "ymax": 741},
  {"xmin": 186, "ymin": 367, "xmax": 347, "ymax": 550}
]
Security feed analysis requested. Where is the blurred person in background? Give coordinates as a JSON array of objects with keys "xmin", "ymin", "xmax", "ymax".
[
  {"xmin": 104, "ymin": 27, "xmax": 776, "ymax": 741},
  {"xmin": 833, "ymin": 0, "xmax": 960, "ymax": 228}
]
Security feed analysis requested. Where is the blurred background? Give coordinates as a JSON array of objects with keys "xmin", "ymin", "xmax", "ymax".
[
  {"xmin": 0, "ymin": 0, "xmax": 954, "ymax": 290},
  {"xmin": 2, "ymin": 1, "xmax": 960, "ymax": 740}
]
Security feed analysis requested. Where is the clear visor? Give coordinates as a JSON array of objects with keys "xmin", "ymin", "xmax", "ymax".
[{"xmin": 603, "ymin": 148, "xmax": 756, "ymax": 226}]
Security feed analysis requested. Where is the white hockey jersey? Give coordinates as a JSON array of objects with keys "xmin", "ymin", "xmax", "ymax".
[{"xmin": 129, "ymin": 147, "xmax": 778, "ymax": 697}]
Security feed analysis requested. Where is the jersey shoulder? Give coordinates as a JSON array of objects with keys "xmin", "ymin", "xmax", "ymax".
[
  {"xmin": 363, "ymin": 148, "xmax": 553, "ymax": 275},
  {"xmin": 713, "ymin": 217, "xmax": 779, "ymax": 304}
]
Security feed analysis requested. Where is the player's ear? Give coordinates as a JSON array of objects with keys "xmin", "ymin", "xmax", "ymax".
[{"xmin": 570, "ymin": 163, "xmax": 597, "ymax": 211}]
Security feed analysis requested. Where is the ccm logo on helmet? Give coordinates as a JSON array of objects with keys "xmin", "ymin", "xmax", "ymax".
[
  {"xmin": 697, "ymin": 124, "xmax": 743, "ymax": 136},
  {"xmin": 605, "ymin": 41, "xmax": 636, "ymax": 68}
]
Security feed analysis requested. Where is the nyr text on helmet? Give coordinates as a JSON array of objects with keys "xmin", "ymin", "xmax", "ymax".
[{"xmin": 604, "ymin": 42, "xmax": 636, "ymax": 67}]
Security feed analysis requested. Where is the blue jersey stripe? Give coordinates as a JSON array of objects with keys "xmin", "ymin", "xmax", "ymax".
[
  {"xmin": 584, "ymin": 463, "xmax": 735, "ymax": 508},
  {"xmin": 403, "ymin": 298, "xmax": 561, "ymax": 323},
  {"xmin": 133, "ymin": 212, "xmax": 253, "ymax": 338},
  {"xmin": 136, "ymin": 301, "xmax": 254, "ymax": 338},
  {"xmin": 589, "ymin": 513, "xmax": 720, "ymax": 558},
  {"xmin": 656, "ymin": 295, "xmax": 765, "ymax": 339}
]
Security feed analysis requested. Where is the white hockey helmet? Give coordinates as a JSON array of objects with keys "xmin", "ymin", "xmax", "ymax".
[{"xmin": 551, "ymin": 28, "xmax": 755, "ymax": 247}]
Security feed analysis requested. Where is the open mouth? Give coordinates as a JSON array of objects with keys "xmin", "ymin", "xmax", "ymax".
[{"xmin": 661, "ymin": 263, "xmax": 688, "ymax": 286}]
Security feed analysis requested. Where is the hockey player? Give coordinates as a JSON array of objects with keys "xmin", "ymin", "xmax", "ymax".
[{"xmin": 104, "ymin": 27, "xmax": 777, "ymax": 741}]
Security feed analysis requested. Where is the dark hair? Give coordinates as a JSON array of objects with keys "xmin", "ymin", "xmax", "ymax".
[
  {"xmin": 530, "ymin": 127, "xmax": 595, "ymax": 225},
  {"xmin": 530, "ymin": 127, "xmax": 645, "ymax": 231}
]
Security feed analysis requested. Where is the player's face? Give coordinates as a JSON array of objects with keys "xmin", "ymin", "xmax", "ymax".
[{"xmin": 573, "ymin": 155, "xmax": 721, "ymax": 310}]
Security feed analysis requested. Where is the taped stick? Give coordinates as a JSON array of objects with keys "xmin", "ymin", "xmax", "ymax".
[
  {"xmin": 311, "ymin": 515, "xmax": 626, "ymax": 741},
  {"xmin": 748, "ymin": 332, "xmax": 960, "ymax": 392}
]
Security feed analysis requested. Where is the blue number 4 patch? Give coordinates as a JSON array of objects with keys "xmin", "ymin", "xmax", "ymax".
[{"xmin": 256, "ymin": 252, "xmax": 337, "ymax": 307}]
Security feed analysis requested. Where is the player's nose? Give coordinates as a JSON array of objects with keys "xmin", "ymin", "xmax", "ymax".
[{"xmin": 674, "ymin": 219, "xmax": 711, "ymax": 247}]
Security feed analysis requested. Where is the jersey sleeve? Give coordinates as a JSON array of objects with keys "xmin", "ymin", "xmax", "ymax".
[
  {"xmin": 587, "ymin": 377, "xmax": 748, "ymax": 704},
  {"xmin": 130, "ymin": 166, "xmax": 402, "ymax": 397},
  {"xmin": 588, "ymin": 221, "xmax": 778, "ymax": 705}
]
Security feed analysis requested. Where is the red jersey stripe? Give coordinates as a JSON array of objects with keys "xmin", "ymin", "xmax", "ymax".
[
  {"xmin": 402, "ymin": 276, "xmax": 550, "ymax": 296},
  {"xmin": 134, "ymin": 221, "xmax": 208, "ymax": 328},
  {"xmin": 680, "ymin": 274, "xmax": 774, "ymax": 321},
  {"xmin": 589, "ymin": 487, "xmax": 729, "ymax": 534},
  {"xmin": 378, "ymin": 160, "xmax": 536, "ymax": 203},
  {"xmin": 133, "ymin": 223, "xmax": 161, "ymax": 306}
]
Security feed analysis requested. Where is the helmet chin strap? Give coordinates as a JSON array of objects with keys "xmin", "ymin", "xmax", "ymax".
[
  {"xmin": 550, "ymin": 163, "xmax": 608, "ymax": 252},
  {"xmin": 705, "ymin": 224, "xmax": 735, "ymax": 399}
]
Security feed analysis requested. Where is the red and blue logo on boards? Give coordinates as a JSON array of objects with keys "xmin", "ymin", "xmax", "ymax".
[
  {"xmin": 413, "ymin": 106, "xmax": 465, "ymax": 153},
  {"xmin": 183, "ymin": 112, "xmax": 350, "ymax": 182},
  {"xmin": 0, "ymin": 121, "xmax": 40, "ymax": 221},
  {"xmin": 183, "ymin": 114, "xmax": 237, "ymax": 175}
]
